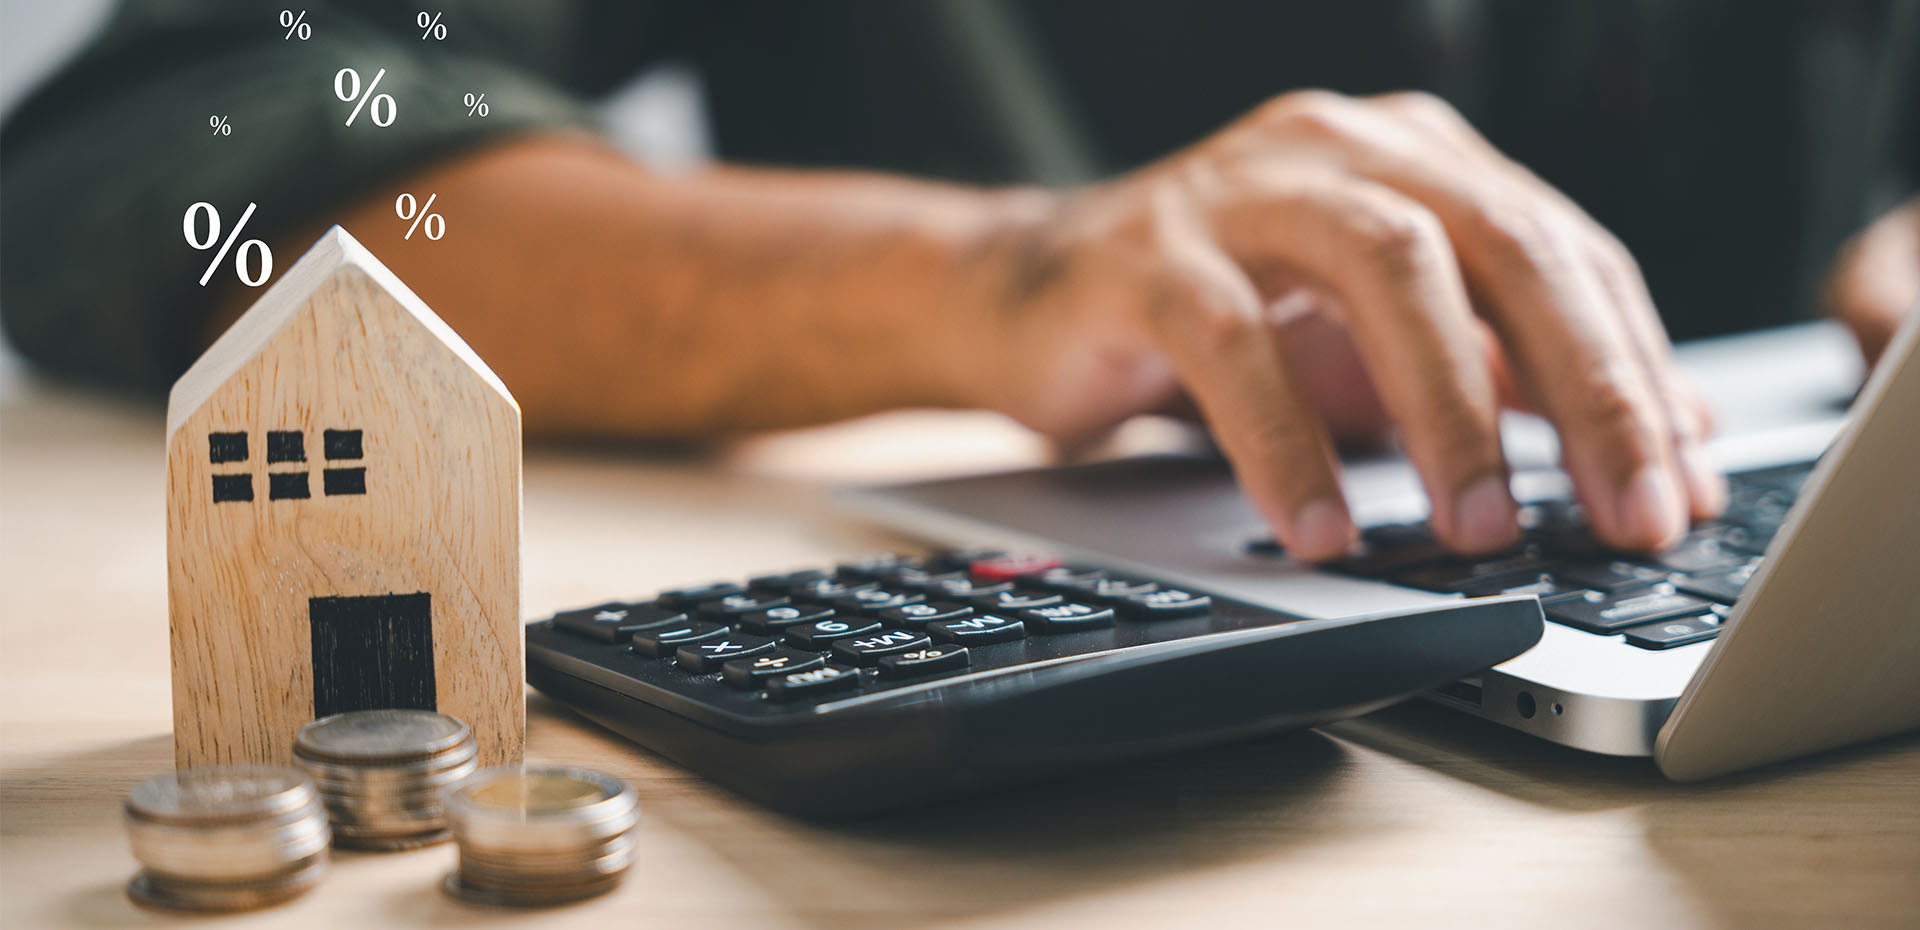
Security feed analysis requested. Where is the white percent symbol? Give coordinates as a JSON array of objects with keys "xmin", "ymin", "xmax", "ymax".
[
  {"xmin": 394, "ymin": 192, "xmax": 444, "ymax": 240},
  {"xmin": 416, "ymin": 11, "xmax": 446, "ymax": 40},
  {"xmin": 183, "ymin": 202, "xmax": 273, "ymax": 287},
  {"xmin": 279, "ymin": 9, "xmax": 310, "ymax": 40},
  {"xmin": 333, "ymin": 67, "xmax": 396, "ymax": 127}
]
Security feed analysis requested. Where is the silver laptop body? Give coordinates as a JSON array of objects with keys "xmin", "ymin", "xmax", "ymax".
[{"xmin": 843, "ymin": 314, "xmax": 1920, "ymax": 779}]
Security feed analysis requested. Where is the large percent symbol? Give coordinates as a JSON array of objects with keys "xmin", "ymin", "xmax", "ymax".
[
  {"xmin": 394, "ymin": 192, "xmax": 444, "ymax": 240},
  {"xmin": 333, "ymin": 67, "xmax": 396, "ymax": 127},
  {"xmin": 208, "ymin": 115, "xmax": 231, "ymax": 136},
  {"xmin": 416, "ymin": 11, "xmax": 446, "ymax": 40},
  {"xmin": 279, "ymin": 9, "xmax": 310, "ymax": 40},
  {"xmin": 463, "ymin": 92, "xmax": 488, "ymax": 117},
  {"xmin": 183, "ymin": 202, "xmax": 273, "ymax": 287}
]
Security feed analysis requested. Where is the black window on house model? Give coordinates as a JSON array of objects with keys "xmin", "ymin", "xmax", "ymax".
[{"xmin": 208, "ymin": 429, "xmax": 367, "ymax": 501}]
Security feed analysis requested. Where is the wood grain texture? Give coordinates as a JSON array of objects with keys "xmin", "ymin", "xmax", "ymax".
[
  {"xmin": 164, "ymin": 228, "xmax": 523, "ymax": 768},
  {"xmin": 2, "ymin": 393, "xmax": 1915, "ymax": 929}
]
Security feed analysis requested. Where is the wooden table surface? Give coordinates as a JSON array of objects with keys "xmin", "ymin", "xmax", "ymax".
[{"xmin": 2, "ymin": 377, "xmax": 1916, "ymax": 930}]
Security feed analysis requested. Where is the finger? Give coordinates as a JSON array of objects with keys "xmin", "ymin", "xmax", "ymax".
[
  {"xmin": 1375, "ymin": 92, "xmax": 1724, "ymax": 520},
  {"xmin": 1140, "ymin": 196, "xmax": 1357, "ymax": 561},
  {"xmin": 1584, "ymin": 239, "xmax": 1726, "ymax": 519},
  {"xmin": 1320, "ymin": 96, "xmax": 1687, "ymax": 549},
  {"xmin": 1210, "ymin": 177, "xmax": 1517, "ymax": 553},
  {"xmin": 1824, "ymin": 199, "xmax": 1920, "ymax": 367}
]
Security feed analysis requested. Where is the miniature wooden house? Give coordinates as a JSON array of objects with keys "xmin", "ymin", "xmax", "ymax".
[{"xmin": 166, "ymin": 226, "xmax": 523, "ymax": 768}]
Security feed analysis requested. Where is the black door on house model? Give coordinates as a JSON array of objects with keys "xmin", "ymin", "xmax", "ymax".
[{"xmin": 308, "ymin": 592, "xmax": 436, "ymax": 717}]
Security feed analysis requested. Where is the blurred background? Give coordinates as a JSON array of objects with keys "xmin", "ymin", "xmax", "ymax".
[{"xmin": 2, "ymin": 1, "xmax": 1914, "ymax": 399}]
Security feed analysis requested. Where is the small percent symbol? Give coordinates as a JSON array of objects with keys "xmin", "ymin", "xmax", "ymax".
[
  {"xmin": 333, "ymin": 67, "xmax": 396, "ymax": 127},
  {"xmin": 416, "ymin": 11, "xmax": 446, "ymax": 40},
  {"xmin": 183, "ymin": 202, "xmax": 273, "ymax": 287},
  {"xmin": 395, "ymin": 192, "xmax": 444, "ymax": 240},
  {"xmin": 208, "ymin": 115, "xmax": 231, "ymax": 136},
  {"xmin": 279, "ymin": 9, "xmax": 310, "ymax": 40},
  {"xmin": 463, "ymin": 92, "xmax": 488, "ymax": 117}
]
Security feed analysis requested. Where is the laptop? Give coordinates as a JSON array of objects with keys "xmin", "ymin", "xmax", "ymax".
[{"xmin": 843, "ymin": 310, "xmax": 1920, "ymax": 780}]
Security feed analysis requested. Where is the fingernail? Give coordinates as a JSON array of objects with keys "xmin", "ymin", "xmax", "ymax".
[
  {"xmin": 1616, "ymin": 465, "xmax": 1686, "ymax": 549},
  {"xmin": 1293, "ymin": 498, "xmax": 1355, "ymax": 560},
  {"xmin": 1678, "ymin": 444, "xmax": 1727, "ymax": 518},
  {"xmin": 1452, "ymin": 474, "xmax": 1519, "ymax": 553}
]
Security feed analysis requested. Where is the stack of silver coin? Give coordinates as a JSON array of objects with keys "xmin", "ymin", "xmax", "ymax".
[
  {"xmin": 293, "ymin": 709, "xmax": 478, "ymax": 850},
  {"xmin": 442, "ymin": 765, "xmax": 640, "ymax": 906},
  {"xmin": 123, "ymin": 766, "xmax": 330, "ymax": 912}
]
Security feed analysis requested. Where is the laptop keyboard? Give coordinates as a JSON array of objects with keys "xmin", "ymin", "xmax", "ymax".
[{"xmin": 1248, "ymin": 462, "xmax": 1813, "ymax": 650}]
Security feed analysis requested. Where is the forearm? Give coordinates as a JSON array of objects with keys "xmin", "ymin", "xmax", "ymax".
[{"xmin": 289, "ymin": 135, "xmax": 1052, "ymax": 438}]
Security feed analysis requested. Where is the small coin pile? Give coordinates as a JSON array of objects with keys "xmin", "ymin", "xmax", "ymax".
[
  {"xmin": 293, "ymin": 709, "xmax": 478, "ymax": 849},
  {"xmin": 442, "ymin": 765, "xmax": 640, "ymax": 906},
  {"xmin": 123, "ymin": 766, "xmax": 330, "ymax": 912}
]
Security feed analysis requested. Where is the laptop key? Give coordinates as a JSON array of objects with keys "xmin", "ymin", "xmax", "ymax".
[
  {"xmin": 1554, "ymin": 560, "xmax": 1669, "ymax": 594},
  {"xmin": 1653, "ymin": 534, "xmax": 1753, "ymax": 575},
  {"xmin": 1623, "ymin": 616, "xmax": 1720, "ymax": 650},
  {"xmin": 1457, "ymin": 572, "xmax": 1587, "ymax": 600},
  {"xmin": 1390, "ymin": 549, "xmax": 1559, "ymax": 593},
  {"xmin": 1545, "ymin": 588, "xmax": 1716, "ymax": 634},
  {"xmin": 1328, "ymin": 524, "xmax": 1450, "ymax": 578},
  {"xmin": 1672, "ymin": 564, "xmax": 1756, "ymax": 605}
]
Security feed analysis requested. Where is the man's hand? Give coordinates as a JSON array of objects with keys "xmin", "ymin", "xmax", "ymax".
[
  {"xmin": 1825, "ymin": 198, "xmax": 1920, "ymax": 368},
  {"xmin": 978, "ymin": 91, "xmax": 1724, "ymax": 561}
]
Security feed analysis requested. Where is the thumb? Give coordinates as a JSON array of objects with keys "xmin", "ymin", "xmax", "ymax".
[{"xmin": 1824, "ymin": 199, "xmax": 1920, "ymax": 368}]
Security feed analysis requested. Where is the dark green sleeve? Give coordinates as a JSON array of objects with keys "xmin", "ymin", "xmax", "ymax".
[{"xmin": 0, "ymin": 0, "xmax": 602, "ymax": 392}]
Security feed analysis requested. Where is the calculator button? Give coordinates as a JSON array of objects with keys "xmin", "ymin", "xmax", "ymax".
[
  {"xmin": 1118, "ymin": 588, "xmax": 1212, "ymax": 618},
  {"xmin": 789, "ymin": 578, "xmax": 874, "ymax": 601},
  {"xmin": 834, "ymin": 555, "xmax": 922, "ymax": 581},
  {"xmin": 721, "ymin": 649, "xmax": 826, "ymax": 689},
  {"xmin": 886, "ymin": 568, "xmax": 968, "ymax": 590},
  {"xmin": 697, "ymin": 593, "xmax": 791, "ymax": 620},
  {"xmin": 877, "ymin": 644, "xmax": 970, "ymax": 680},
  {"xmin": 1622, "ymin": 616, "xmax": 1720, "ymax": 649},
  {"xmin": 630, "ymin": 620, "xmax": 730, "ymax": 657},
  {"xmin": 747, "ymin": 568, "xmax": 828, "ymax": 593},
  {"xmin": 922, "ymin": 577, "xmax": 1012, "ymax": 600},
  {"xmin": 830, "ymin": 629, "xmax": 933, "ymax": 666},
  {"xmin": 969, "ymin": 553, "xmax": 1063, "ymax": 582},
  {"xmin": 832, "ymin": 587, "xmax": 927, "ymax": 615},
  {"xmin": 968, "ymin": 589, "xmax": 1064, "ymax": 611},
  {"xmin": 1545, "ymin": 587, "xmax": 1715, "ymax": 634},
  {"xmin": 1032, "ymin": 566, "xmax": 1106, "ymax": 592},
  {"xmin": 552, "ymin": 602, "xmax": 688, "ymax": 643},
  {"xmin": 928, "ymin": 613, "xmax": 1027, "ymax": 644},
  {"xmin": 654, "ymin": 581, "xmax": 746, "ymax": 607},
  {"xmin": 764, "ymin": 664, "xmax": 862, "ymax": 701},
  {"xmin": 675, "ymin": 634, "xmax": 777, "ymax": 672},
  {"xmin": 737, "ymin": 603, "xmax": 836, "ymax": 634},
  {"xmin": 1018, "ymin": 602, "xmax": 1116, "ymax": 632},
  {"xmin": 784, "ymin": 616, "xmax": 885, "ymax": 650},
  {"xmin": 878, "ymin": 601, "xmax": 972, "ymax": 628},
  {"xmin": 1084, "ymin": 578, "xmax": 1159, "ymax": 604}
]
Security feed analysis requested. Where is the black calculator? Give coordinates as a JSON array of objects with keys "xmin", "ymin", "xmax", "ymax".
[{"xmin": 524, "ymin": 551, "xmax": 1542, "ymax": 817}]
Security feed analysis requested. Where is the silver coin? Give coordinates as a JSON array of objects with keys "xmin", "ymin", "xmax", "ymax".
[
  {"xmin": 128, "ymin": 854, "xmax": 328, "ymax": 913},
  {"xmin": 442, "ymin": 766, "xmax": 640, "ymax": 907},
  {"xmin": 294, "ymin": 710, "xmax": 471, "ymax": 763},
  {"xmin": 125, "ymin": 766, "xmax": 316, "ymax": 827}
]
